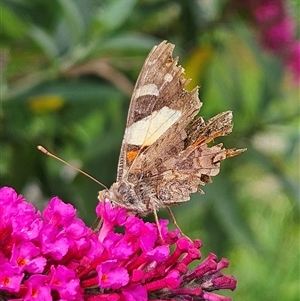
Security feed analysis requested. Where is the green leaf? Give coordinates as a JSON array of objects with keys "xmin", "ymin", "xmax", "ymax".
[
  {"xmin": 57, "ymin": 0, "xmax": 85, "ymax": 42},
  {"xmin": 96, "ymin": 0, "xmax": 137, "ymax": 31},
  {"xmin": 0, "ymin": 4, "xmax": 27, "ymax": 39},
  {"xmin": 29, "ymin": 25, "xmax": 59, "ymax": 59},
  {"xmin": 88, "ymin": 33, "xmax": 159, "ymax": 59}
]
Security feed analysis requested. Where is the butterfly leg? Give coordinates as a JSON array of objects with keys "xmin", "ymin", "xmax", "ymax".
[
  {"xmin": 149, "ymin": 202, "xmax": 165, "ymax": 242},
  {"xmin": 166, "ymin": 206, "xmax": 187, "ymax": 238},
  {"xmin": 93, "ymin": 218, "xmax": 103, "ymax": 233}
]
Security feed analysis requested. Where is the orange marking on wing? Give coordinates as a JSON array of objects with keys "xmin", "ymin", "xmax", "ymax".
[
  {"xmin": 192, "ymin": 138, "xmax": 206, "ymax": 147},
  {"xmin": 192, "ymin": 131, "xmax": 225, "ymax": 147},
  {"xmin": 126, "ymin": 150, "xmax": 139, "ymax": 163},
  {"xmin": 226, "ymin": 148, "xmax": 247, "ymax": 158}
]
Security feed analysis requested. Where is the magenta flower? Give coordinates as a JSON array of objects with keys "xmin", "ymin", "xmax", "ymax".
[
  {"xmin": 286, "ymin": 41, "xmax": 300, "ymax": 82},
  {"xmin": 0, "ymin": 186, "xmax": 236, "ymax": 300},
  {"xmin": 260, "ymin": 17, "xmax": 295, "ymax": 53},
  {"xmin": 232, "ymin": 0, "xmax": 300, "ymax": 83}
]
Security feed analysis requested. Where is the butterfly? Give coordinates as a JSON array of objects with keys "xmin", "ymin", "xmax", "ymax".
[{"xmin": 98, "ymin": 41, "xmax": 245, "ymax": 222}]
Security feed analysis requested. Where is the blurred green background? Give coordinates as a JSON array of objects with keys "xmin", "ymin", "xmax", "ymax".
[{"xmin": 1, "ymin": 1, "xmax": 299, "ymax": 300}]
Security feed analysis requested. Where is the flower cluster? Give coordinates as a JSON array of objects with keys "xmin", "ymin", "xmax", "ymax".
[
  {"xmin": 233, "ymin": 0, "xmax": 300, "ymax": 82},
  {"xmin": 0, "ymin": 186, "xmax": 236, "ymax": 300}
]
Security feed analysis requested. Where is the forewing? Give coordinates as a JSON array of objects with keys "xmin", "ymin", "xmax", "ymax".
[{"xmin": 117, "ymin": 41, "xmax": 201, "ymax": 180}]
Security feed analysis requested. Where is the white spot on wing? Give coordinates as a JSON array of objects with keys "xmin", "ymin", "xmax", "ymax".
[
  {"xmin": 134, "ymin": 84, "xmax": 159, "ymax": 98},
  {"xmin": 125, "ymin": 107, "xmax": 181, "ymax": 146},
  {"xmin": 164, "ymin": 73, "xmax": 173, "ymax": 82}
]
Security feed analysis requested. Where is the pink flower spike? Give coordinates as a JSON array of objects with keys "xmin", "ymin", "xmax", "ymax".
[
  {"xmin": 216, "ymin": 258, "xmax": 229, "ymax": 271},
  {"xmin": 96, "ymin": 200, "xmax": 127, "ymax": 226},
  {"xmin": 193, "ymin": 253, "xmax": 218, "ymax": 276},
  {"xmin": 165, "ymin": 270, "xmax": 181, "ymax": 289},
  {"xmin": 49, "ymin": 265, "xmax": 81, "ymax": 300},
  {"xmin": 193, "ymin": 239, "xmax": 203, "ymax": 249},
  {"xmin": 121, "ymin": 284, "xmax": 147, "ymax": 301},
  {"xmin": 43, "ymin": 196, "xmax": 76, "ymax": 226},
  {"xmin": 262, "ymin": 18, "xmax": 294, "ymax": 52},
  {"xmin": 0, "ymin": 187, "xmax": 42, "ymax": 242},
  {"xmin": 174, "ymin": 262, "xmax": 188, "ymax": 274},
  {"xmin": 0, "ymin": 187, "xmax": 237, "ymax": 300},
  {"xmin": 203, "ymin": 291, "xmax": 232, "ymax": 301},
  {"xmin": 254, "ymin": 4, "xmax": 279, "ymax": 22},
  {"xmin": 124, "ymin": 215, "xmax": 144, "ymax": 237},
  {"xmin": 158, "ymin": 219, "xmax": 181, "ymax": 243},
  {"xmin": 0, "ymin": 263, "xmax": 23, "ymax": 293},
  {"xmin": 181, "ymin": 246, "xmax": 201, "ymax": 266},
  {"xmin": 39, "ymin": 224, "xmax": 69, "ymax": 260},
  {"xmin": 10, "ymin": 242, "xmax": 45, "ymax": 273},
  {"xmin": 140, "ymin": 222, "xmax": 158, "ymax": 252},
  {"xmin": 85, "ymin": 294, "xmax": 121, "ymax": 301},
  {"xmin": 146, "ymin": 245, "xmax": 170, "ymax": 262},
  {"xmin": 24, "ymin": 274, "xmax": 52, "ymax": 301},
  {"xmin": 97, "ymin": 260, "xmax": 129, "ymax": 289},
  {"xmin": 0, "ymin": 186, "xmax": 24, "ymax": 205},
  {"xmin": 172, "ymin": 287, "xmax": 202, "ymax": 296},
  {"xmin": 103, "ymin": 232, "xmax": 133, "ymax": 260},
  {"xmin": 287, "ymin": 41, "xmax": 300, "ymax": 82},
  {"xmin": 144, "ymin": 278, "xmax": 168, "ymax": 292},
  {"xmin": 96, "ymin": 201, "xmax": 127, "ymax": 242},
  {"xmin": 212, "ymin": 275, "xmax": 237, "ymax": 291},
  {"xmin": 131, "ymin": 269, "xmax": 144, "ymax": 282},
  {"xmin": 164, "ymin": 237, "xmax": 192, "ymax": 268},
  {"xmin": 142, "ymin": 264, "xmax": 166, "ymax": 282},
  {"xmin": 242, "ymin": 1, "xmax": 299, "ymax": 85}
]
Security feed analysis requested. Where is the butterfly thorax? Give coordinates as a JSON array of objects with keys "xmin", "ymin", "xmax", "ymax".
[{"xmin": 98, "ymin": 181, "xmax": 151, "ymax": 215}]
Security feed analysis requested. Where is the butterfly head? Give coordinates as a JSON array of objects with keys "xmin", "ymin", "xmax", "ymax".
[{"xmin": 98, "ymin": 181, "xmax": 149, "ymax": 215}]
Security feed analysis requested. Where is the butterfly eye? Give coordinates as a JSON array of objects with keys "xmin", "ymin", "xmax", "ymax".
[{"xmin": 127, "ymin": 197, "xmax": 135, "ymax": 205}]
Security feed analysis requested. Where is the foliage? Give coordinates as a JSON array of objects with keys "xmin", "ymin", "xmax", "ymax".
[{"xmin": 1, "ymin": 1, "xmax": 299, "ymax": 300}]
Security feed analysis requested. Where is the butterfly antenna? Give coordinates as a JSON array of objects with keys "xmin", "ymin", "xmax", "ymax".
[{"xmin": 37, "ymin": 145, "xmax": 108, "ymax": 190}]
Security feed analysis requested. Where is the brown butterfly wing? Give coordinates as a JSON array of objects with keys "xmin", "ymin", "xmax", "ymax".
[{"xmin": 117, "ymin": 41, "xmax": 201, "ymax": 181}]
